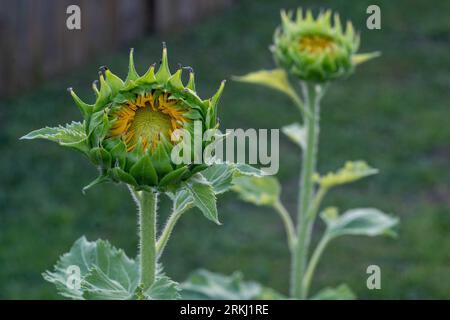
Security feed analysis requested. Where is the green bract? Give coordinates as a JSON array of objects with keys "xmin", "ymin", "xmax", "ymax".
[
  {"xmin": 22, "ymin": 45, "xmax": 225, "ymax": 192},
  {"xmin": 272, "ymin": 9, "xmax": 379, "ymax": 82}
]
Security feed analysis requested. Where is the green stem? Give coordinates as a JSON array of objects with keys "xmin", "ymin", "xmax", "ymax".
[
  {"xmin": 302, "ymin": 235, "xmax": 330, "ymax": 298},
  {"xmin": 307, "ymin": 187, "xmax": 328, "ymax": 220},
  {"xmin": 291, "ymin": 82, "xmax": 321, "ymax": 299},
  {"xmin": 156, "ymin": 206, "xmax": 190, "ymax": 256},
  {"xmin": 273, "ymin": 201, "xmax": 297, "ymax": 251},
  {"xmin": 135, "ymin": 189, "xmax": 158, "ymax": 291}
]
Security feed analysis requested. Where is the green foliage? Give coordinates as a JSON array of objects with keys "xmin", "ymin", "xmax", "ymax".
[
  {"xmin": 321, "ymin": 207, "xmax": 399, "ymax": 239},
  {"xmin": 144, "ymin": 273, "xmax": 181, "ymax": 300},
  {"xmin": 311, "ymin": 284, "xmax": 356, "ymax": 300},
  {"xmin": 43, "ymin": 237, "xmax": 179, "ymax": 300},
  {"xmin": 200, "ymin": 163, "xmax": 236, "ymax": 195},
  {"xmin": 233, "ymin": 69, "xmax": 302, "ymax": 104},
  {"xmin": 20, "ymin": 121, "xmax": 89, "ymax": 154},
  {"xmin": 185, "ymin": 176, "xmax": 220, "ymax": 224},
  {"xmin": 3, "ymin": 0, "xmax": 449, "ymax": 300},
  {"xmin": 282, "ymin": 122, "xmax": 306, "ymax": 149},
  {"xmin": 181, "ymin": 269, "xmax": 283, "ymax": 300},
  {"xmin": 168, "ymin": 162, "xmax": 266, "ymax": 225},
  {"xmin": 315, "ymin": 161, "xmax": 379, "ymax": 189},
  {"xmin": 232, "ymin": 176, "xmax": 281, "ymax": 206}
]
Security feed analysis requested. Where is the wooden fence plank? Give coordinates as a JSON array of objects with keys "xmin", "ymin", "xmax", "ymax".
[{"xmin": 0, "ymin": 0, "xmax": 233, "ymax": 97}]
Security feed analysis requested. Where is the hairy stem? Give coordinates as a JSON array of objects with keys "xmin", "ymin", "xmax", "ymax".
[
  {"xmin": 291, "ymin": 82, "xmax": 321, "ymax": 299},
  {"xmin": 135, "ymin": 189, "xmax": 158, "ymax": 291},
  {"xmin": 273, "ymin": 201, "xmax": 297, "ymax": 251}
]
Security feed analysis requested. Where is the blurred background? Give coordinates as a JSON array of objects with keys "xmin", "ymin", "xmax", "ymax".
[{"xmin": 0, "ymin": 0, "xmax": 449, "ymax": 299}]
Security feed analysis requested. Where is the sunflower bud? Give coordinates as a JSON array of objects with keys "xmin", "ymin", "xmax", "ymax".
[
  {"xmin": 22, "ymin": 46, "xmax": 225, "ymax": 192},
  {"xmin": 272, "ymin": 9, "xmax": 380, "ymax": 82}
]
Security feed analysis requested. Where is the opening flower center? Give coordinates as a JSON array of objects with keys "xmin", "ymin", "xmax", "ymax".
[
  {"xmin": 109, "ymin": 91, "xmax": 187, "ymax": 152},
  {"xmin": 299, "ymin": 35, "xmax": 337, "ymax": 54},
  {"xmin": 131, "ymin": 107, "xmax": 172, "ymax": 150}
]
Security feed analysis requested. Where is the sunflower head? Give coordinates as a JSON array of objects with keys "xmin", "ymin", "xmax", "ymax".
[
  {"xmin": 272, "ymin": 9, "xmax": 379, "ymax": 82},
  {"xmin": 25, "ymin": 45, "xmax": 225, "ymax": 192}
]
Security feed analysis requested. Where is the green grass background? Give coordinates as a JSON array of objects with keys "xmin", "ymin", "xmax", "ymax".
[{"xmin": 1, "ymin": 0, "xmax": 449, "ymax": 299}]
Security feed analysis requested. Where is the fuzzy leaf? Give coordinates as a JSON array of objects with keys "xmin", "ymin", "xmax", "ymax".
[
  {"xmin": 82, "ymin": 265, "xmax": 137, "ymax": 300},
  {"xmin": 167, "ymin": 162, "xmax": 256, "ymax": 215},
  {"xmin": 43, "ymin": 237, "xmax": 180, "ymax": 300},
  {"xmin": 233, "ymin": 163, "xmax": 264, "ymax": 177},
  {"xmin": 315, "ymin": 161, "xmax": 378, "ymax": 189},
  {"xmin": 282, "ymin": 122, "xmax": 306, "ymax": 149},
  {"xmin": 322, "ymin": 208, "xmax": 399, "ymax": 239},
  {"xmin": 185, "ymin": 176, "xmax": 219, "ymax": 224},
  {"xmin": 144, "ymin": 274, "xmax": 181, "ymax": 300},
  {"xmin": 172, "ymin": 189, "xmax": 194, "ymax": 213},
  {"xmin": 181, "ymin": 269, "xmax": 263, "ymax": 300},
  {"xmin": 201, "ymin": 163, "xmax": 235, "ymax": 194},
  {"xmin": 42, "ymin": 237, "xmax": 138, "ymax": 300},
  {"xmin": 311, "ymin": 284, "xmax": 356, "ymax": 300},
  {"xmin": 233, "ymin": 69, "xmax": 305, "ymax": 112},
  {"xmin": 232, "ymin": 175, "xmax": 281, "ymax": 206},
  {"xmin": 21, "ymin": 121, "xmax": 88, "ymax": 154}
]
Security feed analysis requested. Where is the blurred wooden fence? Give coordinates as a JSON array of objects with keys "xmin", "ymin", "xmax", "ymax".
[{"xmin": 0, "ymin": 0, "xmax": 232, "ymax": 97}]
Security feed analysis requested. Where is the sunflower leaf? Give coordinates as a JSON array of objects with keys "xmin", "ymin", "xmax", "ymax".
[
  {"xmin": 282, "ymin": 122, "xmax": 306, "ymax": 149},
  {"xmin": 185, "ymin": 176, "xmax": 219, "ymax": 224},
  {"xmin": 181, "ymin": 269, "xmax": 284, "ymax": 300},
  {"xmin": 315, "ymin": 161, "xmax": 378, "ymax": 189},
  {"xmin": 233, "ymin": 69, "xmax": 298, "ymax": 101},
  {"xmin": 144, "ymin": 273, "xmax": 181, "ymax": 300},
  {"xmin": 322, "ymin": 208, "xmax": 399, "ymax": 239},
  {"xmin": 232, "ymin": 175, "xmax": 281, "ymax": 206},
  {"xmin": 311, "ymin": 284, "xmax": 356, "ymax": 300},
  {"xmin": 201, "ymin": 163, "xmax": 235, "ymax": 194},
  {"xmin": 42, "ymin": 237, "xmax": 139, "ymax": 300},
  {"xmin": 20, "ymin": 121, "xmax": 89, "ymax": 154}
]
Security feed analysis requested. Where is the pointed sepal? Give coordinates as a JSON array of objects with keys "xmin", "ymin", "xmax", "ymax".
[
  {"xmin": 92, "ymin": 80, "xmax": 99, "ymax": 97},
  {"xmin": 155, "ymin": 43, "xmax": 171, "ymax": 83},
  {"xmin": 352, "ymin": 52, "xmax": 381, "ymax": 66},
  {"xmin": 104, "ymin": 68, "xmax": 124, "ymax": 95},
  {"xmin": 125, "ymin": 48, "xmax": 139, "ymax": 84},
  {"xmin": 186, "ymin": 69, "xmax": 196, "ymax": 91},
  {"xmin": 168, "ymin": 69, "xmax": 184, "ymax": 90},
  {"xmin": 137, "ymin": 63, "xmax": 157, "ymax": 84},
  {"xmin": 94, "ymin": 74, "xmax": 112, "ymax": 110},
  {"xmin": 210, "ymin": 80, "xmax": 226, "ymax": 110},
  {"xmin": 68, "ymin": 88, "xmax": 93, "ymax": 116}
]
